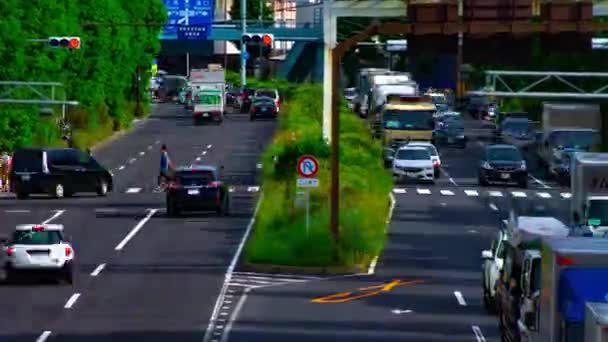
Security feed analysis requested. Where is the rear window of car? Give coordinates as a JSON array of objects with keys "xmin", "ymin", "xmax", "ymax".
[
  {"xmin": 12, "ymin": 230, "xmax": 62, "ymax": 245},
  {"xmin": 175, "ymin": 170, "xmax": 216, "ymax": 185},
  {"xmin": 256, "ymin": 90, "xmax": 276, "ymax": 98},
  {"xmin": 12, "ymin": 149, "xmax": 43, "ymax": 172},
  {"xmin": 254, "ymin": 99, "xmax": 275, "ymax": 106}
]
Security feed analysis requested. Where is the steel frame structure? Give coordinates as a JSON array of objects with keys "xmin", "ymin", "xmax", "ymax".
[
  {"xmin": 467, "ymin": 71, "xmax": 608, "ymax": 98},
  {"xmin": 0, "ymin": 81, "xmax": 79, "ymax": 121}
]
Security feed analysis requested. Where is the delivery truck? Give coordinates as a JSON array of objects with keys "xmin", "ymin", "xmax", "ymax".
[
  {"xmin": 570, "ymin": 152, "xmax": 608, "ymax": 237},
  {"xmin": 189, "ymin": 64, "xmax": 225, "ymax": 125}
]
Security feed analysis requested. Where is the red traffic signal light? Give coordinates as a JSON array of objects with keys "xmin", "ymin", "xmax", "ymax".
[
  {"xmin": 262, "ymin": 34, "xmax": 273, "ymax": 46},
  {"xmin": 241, "ymin": 33, "xmax": 274, "ymax": 46},
  {"xmin": 48, "ymin": 37, "xmax": 81, "ymax": 49}
]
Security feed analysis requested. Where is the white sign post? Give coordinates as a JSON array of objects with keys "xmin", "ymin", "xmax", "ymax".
[{"xmin": 297, "ymin": 155, "xmax": 319, "ymax": 235}]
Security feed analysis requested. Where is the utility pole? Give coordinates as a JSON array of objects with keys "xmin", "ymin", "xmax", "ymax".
[{"xmin": 241, "ymin": 0, "xmax": 247, "ymax": 86}]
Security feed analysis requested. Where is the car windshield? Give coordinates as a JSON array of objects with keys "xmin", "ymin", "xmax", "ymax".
[
  {"xmin": 550, "ymin": 130, "xmax": 599, "ymax": 149},
  {"xmin": 410, "ymin": 145, "xmax": 437, "ymax": 156},
  {"xmin": 256, "ymin": 90, "xmax": 276, "ymax": 98},
  {"xmin": 396, "ymin": 149, "xmax": 430, "ymax": 160},
  {"xmin": 344, "ymin": 89, "xmax": 356, "ymax": 97},
  {"xmin": 431, "ymin": 95, "xmax": 447, "ymax": 105},
  {"xmin": 487, "ymin": 148, "xmax": 522, "ymax": 161},
  {"xmin": 254, "ymin": 99, "xmax": 275, "ymax": 106},
  {"xmin": 587, "ymin": 200, "xmax": 608, "ymax": 227},
  {"xmin": 383, "ymin": 110, "xmax": 434, "ymax": 130},
  {"xmin": 11, "ymin": 230, "xmax": 62, "ymax": 245},
  {"xmin": 175, "ymin": 170, "xmax": 215, "ymax": 186},
  {"xmin": 197, "ymin": 93, "xmax": 221, "ymax": 105},
  {"xmin": 502, "ymin": 120, "xmax": 530, "ymax": 135}
]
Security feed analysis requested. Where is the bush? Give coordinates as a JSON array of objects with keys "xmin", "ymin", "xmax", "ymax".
[{"xmin": 244, "ymin": 83, "xmax": 392, "ymax": 267}]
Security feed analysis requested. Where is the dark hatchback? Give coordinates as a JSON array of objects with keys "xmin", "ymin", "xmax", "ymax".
[
  {"xmin": 10, "ymin": 148, "xmax": 113, "ymax": 199},
  {"xmin": 433, "ymin": 117, "xmax": 467, "ymax": 148},
  {"xmin": 165, "ymin": 165, "xmax": 230, "ymax": 217},
  {"xmin": 478, "ymin": 144, "xmax": 528, "ymax": 188},
  {"xmin": 250, "ymin": 97, "xmax": 277, "ymax": 120}
]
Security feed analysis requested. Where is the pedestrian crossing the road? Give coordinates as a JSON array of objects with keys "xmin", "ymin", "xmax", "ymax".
[
  {"xmin": 392, "ymin": 187, "xmax": 572, "ymax": 200},
  {"xmin": 227, "ymin": 272, "xmax": 322, "ymax": 290}
]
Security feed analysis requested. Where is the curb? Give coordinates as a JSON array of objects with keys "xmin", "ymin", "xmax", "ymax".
[{"xmin": 241, "ymin": 261, "xmax": 365, "ymax": 275}]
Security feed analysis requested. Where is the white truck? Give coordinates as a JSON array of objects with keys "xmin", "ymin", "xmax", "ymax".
[
  {"xmin": 368, "ymin": 82, "xmax": 419, "ymax": 119},
  {"xmin": 501, "ymin": 237, "xmax": 608, "ymax": 342},
  {"xmin": 189, "ymin": 64, "xmax": 225, "ymax": 125},
  {"xmin": 584, "ymin": 302, "xmax": 608, "ymax": 341},
  {"xmin": 536, "ymin": 102, "xmax": 601, "ymax": 179},
  {"xmin": 353, "ymin": 68, "xmax": 390, "ymax": 116},
  {"xmin": 362, "ymin": 72, "xmax": 412, "ymax": 117},
  {"xmin": 570, "ymin": 152, "xmax": 608, "ymax": 236}
]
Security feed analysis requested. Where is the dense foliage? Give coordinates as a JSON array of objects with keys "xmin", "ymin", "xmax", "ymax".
[
  {"xmin": 243, "ymin": 81, "xmax": 392, "ymax": 267},
  {"xmin": 0, "ymin": 0, "xmax": 167, "ymax": 150}
]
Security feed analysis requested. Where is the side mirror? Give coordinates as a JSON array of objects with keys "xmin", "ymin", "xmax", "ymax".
[{"xmin": 481, "ymin": 250, "xmax": 493, "ymax": 259}]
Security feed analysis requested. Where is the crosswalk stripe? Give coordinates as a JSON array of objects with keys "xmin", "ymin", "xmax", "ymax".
[
  {"xmin": 440, "ymin": 190, "xmax": 454, "ymax": 196},
  {"xmin": 488, "ymin": 191, "xmax": 503, "ymax": 197},
  {"xmin": 511, "ymin": 191, "xmax": 527, "ymax": 198},
  {"xmin": 561, "ymin": 192, "xmax": 572, "ymax": 199},
  {"xmin": 393, "ymin": 188, "xmax": 407, "ymax": 194},
  {"xmin": 537, "ymin": 192, "xmax": 552, "ymax": 198},
  {"xmin": 417, "ymin": 188, "xmax": 431, "ymax": 195},
  {"xmin": 125, "ymin": 188, "xmax": 141, "ymax": 193},
  {"xmin": 464, "ymin": 190, "xmax": 479, "ymax": 196}
]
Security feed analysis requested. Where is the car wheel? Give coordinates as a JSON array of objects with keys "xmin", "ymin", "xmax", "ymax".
[
  {"xmin": 97, "ymin": 178, "xmax": 109, "ymax": 196},
  {"xmin": 62, "ymin": 264, "xmax": 74, "ymax": 285},
  {"xmin": 52, "ymin": 183, "xmax": 65, "ymax": 198}
]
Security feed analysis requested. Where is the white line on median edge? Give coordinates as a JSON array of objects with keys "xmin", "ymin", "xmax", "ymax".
[
  {"xmin": 36, "ymin": 331, "xmax": 52, "ymax": 342},
  {"xmin": 220, "ymin": 288, "xmax": 251, "ymax": 342},
  {"xmin": 64, "ymin": 293, "xmax": 81, "ymax": 309},
  {"xmin": 42, "ymin": 210, "xmax": 65, "ymax": 224},
  {"xmin": 90, "ymin": 263, "xmax": 106, "ymax": 277},
  {"xmin": 489, "ymin": 203, "xmax": 498, "ymax": 211},
  {"xmin": 529, "ymin": 174, "xmax": 551, "ymax": 189},
  {"xmin": 114, "ymin": 209, "xmax": 158, "ymax": 251},
  {"xmin": 454, "ymin": 291, "xmax": 467, "ymax": 306},
  {"xmin": 472, "ymin": 325, "xmax": 486, "ymax": 342},
  {"xmin": 207, "ymin": 144, "xmax": 212, "ymax": 149},
  {"xmin": 202, "ymin": 195, "xmax": 263, "ymax": 342},
  {"xmin": 367, "ymin": 192, "xmax": 395, "ymax": 275}
]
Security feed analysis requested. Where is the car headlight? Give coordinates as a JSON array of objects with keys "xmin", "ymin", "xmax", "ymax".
[{"xmin": 482, "ymin": 161, "xmax": 492, "ymax": 170}]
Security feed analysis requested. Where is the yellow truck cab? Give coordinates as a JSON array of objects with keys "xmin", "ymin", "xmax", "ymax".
[{"xmin": 372, "ymin": 95, "xmax": 436, "ymax": 145}]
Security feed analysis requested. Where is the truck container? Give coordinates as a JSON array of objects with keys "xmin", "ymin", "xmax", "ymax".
[
  {"xmin": 570, "ymin": 152, "xmax": 608, "ymax": 235},
  {"xmin": 189, "ymin": 65, "xmax": 225, "ymax": 125},
  {"xmin": 584, "ymin": 302, "xmax": 608, "ymax": 342},
  {"xmin": 369, "ymin": 82, "xmax": 419, "ymax": 118},
  {"xmin": 361, "ymin": 72, "xmax": 412, "ymax": 117}
]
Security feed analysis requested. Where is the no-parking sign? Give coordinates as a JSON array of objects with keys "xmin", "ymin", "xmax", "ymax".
[{"xmin": 297, "ymin": 155, "xmax": 319, "ymax": 178}]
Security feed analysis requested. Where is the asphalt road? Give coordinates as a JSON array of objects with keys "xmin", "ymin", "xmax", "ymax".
[
  {"xmin": 217, "ymin": 116, "xmax": 570, "ymax": 342},
  {"xmin": 0, "ymin": 103, "xmax": 275, "ymax": 342}
]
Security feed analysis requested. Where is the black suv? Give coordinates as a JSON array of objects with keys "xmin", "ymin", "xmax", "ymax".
[
  {"xmin": 165, "ymin": 165, "xmax": 230, "ymax": 217},
  {"xmin": 478, "ymin": 144, "xmax": 528, "ymax": 188},
  {"xmin": 10, "ymin": 148, "xmax": 113, "ymax": 199}
]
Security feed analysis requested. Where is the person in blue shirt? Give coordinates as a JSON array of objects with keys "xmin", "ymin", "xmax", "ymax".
[{"xmin": 158, "ymin": 144, "xmax": 174, "ymax": 188}]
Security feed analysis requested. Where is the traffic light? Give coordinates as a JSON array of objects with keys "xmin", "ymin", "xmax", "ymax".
[
  {"xmin": 48, "ymin": 37, "xmax": 81, "ymax": 49},
  {"xmin": 241, "ymin": 33, "xmax": 274, "ymax": 46}
]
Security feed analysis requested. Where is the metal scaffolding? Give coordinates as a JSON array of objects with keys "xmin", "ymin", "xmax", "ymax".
[
  {"xmin": 0, "ymin": 81, "xmax": 79, "ymax": 119},
  {"xmin": 467, "ymin": 71, "xmax": 608, "ymax": 99}
]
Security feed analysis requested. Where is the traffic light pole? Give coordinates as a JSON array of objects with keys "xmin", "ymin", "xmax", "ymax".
[{"xmin": 241, "ymin": 0, "xmax": 247, "ymax": 86}]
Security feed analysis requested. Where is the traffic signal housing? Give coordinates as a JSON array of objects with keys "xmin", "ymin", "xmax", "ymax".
[
  {"xmin": 241, "ymin": 33, "xmax": 274, "ymax": 46},
  {"xmin": 48, "ymin": 37, "xmax": 81, "ymax": 49}
]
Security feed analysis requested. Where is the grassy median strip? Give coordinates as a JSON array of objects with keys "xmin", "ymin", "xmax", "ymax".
[{"xmin": 243, "ymin": 82, "xmax": 392, "ymax": 268}]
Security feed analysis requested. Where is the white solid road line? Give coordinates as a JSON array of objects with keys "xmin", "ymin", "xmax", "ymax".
[
  {"xmin": 454, "ymin": 291, "xmax": 467, "ymax": 306},
  {"xmin": 36, "ymin": 331, "xmax": 52, "ymax": 342},
  {"xmin": 449, "ymin": 177, "xmax": 458, "ymax": 186},
  {"xmin": 472, "ymin": 325, "xmax": 487, "ymax": 342},
  {"xmin": 220, "ymin": 288, "xmax": 251, "ymax": 342},
  {"xmin": 489, "ymin": 203, "xmax": 499, "ymax": 211},
  {"xmin": 529, "ymin": 174, "xmax": 551, "ymax": 189},
  {"xmin": 464, "ymin": 190, "xmax": 479, "ymax": 196},
  {"xmin": 90, "ymin": 263, "xmax": 106, "ymax": 277},
  {"xmin": 64, "ymin": 293, "xmax": 81, "ymax": 309},
  {"xmin": 114, "ymin": 209, "xmax": 158, "ymax": 251},
  {"xmin": 202, "ymin": 196, "xmax": 263, "ymax": 342},
  {"xmin": 118, "ymin": 165, "xmax": 125, "ymax": 170},
  {"xmin": 126, "ymin": 188, "xmax": 142, "ymax": 193},
  {"xmin": 42, "ymin": 210, "xmax": 65, "ymax": 224},
  {"xmin": 440, "ymin": 168, "xmax": 458, "ymax": 186}
]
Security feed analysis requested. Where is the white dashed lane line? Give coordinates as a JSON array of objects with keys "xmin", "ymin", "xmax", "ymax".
[
  {"xmin": 472, "ymin": 325, "xmax": 486, "ymax": 342},
  {"xmin": 139, "ymin": 151, "xmax": 145, "ymax": 156},
  {"xmin": 90, "ymin": 263, "xmax": 106, "ymax": 277},
  {"xmin": 114, "ymin": 209, "xmax": 158, "ymax": 251},
  {"xmin": 126, "ymin": 188, "xmax": 142, "ymax": 193},
  {"xmin": 36, "ymin": 330, "xmax": 52, "ymax": 342},
  {"xmin": 202, "ymin": 151, "xmax": 207, "ymax": 155},
  {"xmin": 148, "ymin": 145, "xmax": 153, "ymax": 150},
  {"xmin": 454, "ymin": 291, "xmax": 467, "ymax": 306},
  {"xmin": 196, "ymin": 157, "xmax": 202, "ymax": 161},
  {"xmin": 489, "ymin": 203, "xmax": 499, "ymax": 211},
  {"xmin": 128, "ymin": 158, "xmax": 136, "ymax": 164},
  {"xmin": 207, "ymin": 144, "xmax": 212, "ymax": 149},
  {"xmin": 64, "ymin": 293, "xmax": 81, "ymax": 309},
  {"xmin": 118, "ymin": 165, "xmax": 125, "ymax": 170}
]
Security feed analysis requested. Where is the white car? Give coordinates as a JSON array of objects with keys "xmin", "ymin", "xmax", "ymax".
[
  {"xmin": 407, "ymin": 141, "xmax": 441, "ymax": 178},
  {"xmin": 392, "ymin": 146, "xmax": 435, "ymax": 183},
  {"xmin": 2, "ymin": 224, "xmax": 74, "ymax": 284},
  {"xmin": 481, "ymin": 222, "xmax": 508, "ymax": 314}
]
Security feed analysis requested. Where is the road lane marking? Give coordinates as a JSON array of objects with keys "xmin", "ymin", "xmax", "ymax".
[
  {"xmin": 114, "ymin": 209, "xmax": 158, "ymax": 251},
  {"xmin": 311, "ymin": 279, "xmax": 425, "ymax": 304},
  {"xmin": 440, "ymin": 190, "xmax": 454, "ymax": 196},
  {"xmin": 202, "ymin": 151, "xmax": 207, "ymax": 155},
  {"xmin": 449, "ymin": 177, "xmax": 458, "ymax": 186},
  {"xmin": 416, "ymin": 188, "xmax": 431, "ymax": 195},
  {"xmin": 155, "ymin": 140, "xmax": 160, "ymax": 144},
  {"xmin": 202, "ymin": 195, "xmax": 263, "ymax": 342},
  {"xmin": 118, "ymin": 165, "xmax": 125, "ymax": 170},
  {"xmin": 454, "ymin": 291, "xmax": 467, "ymax": 306},
  {"xmin": 126, "ymin": 188, "xmax": 142, "ymax": 193},
  {"xmin": 392, "ymin": 188, "xmax": 406, "ymax": 194},
  {"xmin": 367, "ymin": 256, "xmax": 379, "ymax": 275},
  {"xmin": 440, "ymin": 168, "xmax": 458, "ymax": 186},
  {"xmin": 42, "ymin": 210, "xmax": 65, "ymax": 224},
  {"xmin": 464, "ymin": 190, "xmax": 479, "ymax": 196},
  {"xmin": 537, "ymin": 192, "xmax": 552, "ymax": 198},
  {"xmin": 256, "ymin": 163, "xmax": 262, "ymax": 169},
  {"xmin": 128, "ymin": 158, "xmax": 136, "ymax": 164},
  {"xmin": 561, "ymin": 192, "xmax": 572, "ymax": 199},
  {"xmin": 64, "ymin": 293, "xmax": 81, "ymax": 309},
  {"xmin": 472, "ymin": 325, "xmax": 486, "ymax": 342},
  {"xmin": 148, "ymin": 145, "xmax": 153, "ymax": 150},
  {"xmin": 219, "ymin": 288, "xmax": 250, "ymax": 342},
  {"xmin": 207, "ymin": 144, "xmax": 213, "ymax": 149},
  {"xmin": 90, "ymin": 263, "xmax": 106, "ymax": 277},
  {"xmin": 511, "ymin": 191, "xmax": 527, "ymax": 197},
  {"xmin": 139, "ymin": 151, "xmax": 145, "ymax": 156},
  {"xmin": 5, "ymin": 209, "xmax": 30, "ymax": 213},
  {"xmin": 488, "ymin": 191, "xmax": 503, "ymax": 197},
  {"xmin": 489, "ymin": 203, "xmax": 499, "ymax": 211},
  {"xmin": 529, "ymin": 174, "xmax": 551, "ymax": 189},
  {"xmin": 247, "ymin": 186, "xmax": 260, "ymax": 192},
  {"xmin": 196, "ymin": 157, "xmax": 202, "ymax": 161},
  {"xmin": 392, "ymin": 309, "xmax": 413, "ymax": 314},
  {"xmin": 36, "ymin": 331, "xmax": 52, "ymax": 342},
  {"xmin": 228, "ymin": 186, "xmax": 235, "ymax": 193}
]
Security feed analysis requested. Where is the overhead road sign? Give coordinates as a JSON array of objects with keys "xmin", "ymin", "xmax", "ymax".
[
  {"xmin": 160, "ymin": 0, "xmax": 214, "ymax": 40},
  {"xmin": 297, "ymin": 155, "xmax": 319, "ymax": 178}
]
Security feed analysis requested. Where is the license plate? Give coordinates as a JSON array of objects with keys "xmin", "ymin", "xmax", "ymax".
[
  {"xmin": 203, "ymin": 113, "xmax": 209, "ymax": 117},
  {"xmin": 501, "ymin": 173, "xmax": 510, "ymax": 179},
  {"xmin": 188, "ymin": 189, "xmax": 199, "ymax": 195},
  {"xmin": 21, "ymin": 175, "xmax": 30, "ymax": 181},
  {"xmin": 405, "ymin": 172, "xmax": 417, "ymax": 177}
]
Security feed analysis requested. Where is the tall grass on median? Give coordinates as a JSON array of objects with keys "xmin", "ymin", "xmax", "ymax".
[{"xmin": 245, "ymin": 83, "xmax": 392, "ymax": 267}]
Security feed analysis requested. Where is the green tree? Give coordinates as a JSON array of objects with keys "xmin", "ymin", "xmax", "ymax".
[{"xmin": 230, "ymin": 0, "xmax": 273, "ymax": 23}]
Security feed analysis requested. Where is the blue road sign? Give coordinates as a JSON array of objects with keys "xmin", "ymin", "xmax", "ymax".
[
  {"xmin": 160, "ymin": 0, "xmax": 215, "ymax": 40},
  {"xmin": 177, "ymin": 25, "xmax": 209, "ymax": 40},
  {"xmin": 242, "ymin": 51, "xmax": 250, "ymax": 60},
  {"xmin": 160, "ymin": 0, "xmax": 182, "ymax": 40}
]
